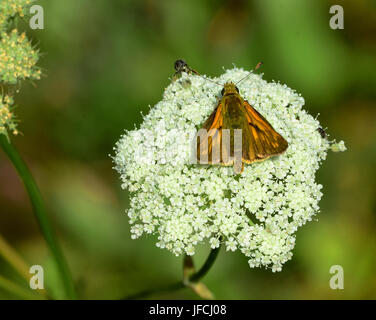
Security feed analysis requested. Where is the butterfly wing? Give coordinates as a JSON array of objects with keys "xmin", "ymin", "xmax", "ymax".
[
  {"xmin": 197, "ymin": 103, "xmax": 232, "ymax": 165},
  {"xmin": 241, "ymin": 101, "xmax": 288, "ymax": 163}
]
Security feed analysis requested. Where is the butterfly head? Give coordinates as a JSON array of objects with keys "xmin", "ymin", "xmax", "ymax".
[{"xmin": 221, "ymin": 82, "xmax": 240, "ymax": 96}]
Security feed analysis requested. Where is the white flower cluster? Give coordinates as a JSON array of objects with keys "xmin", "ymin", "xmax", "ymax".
[{"xmin": 113, "ymin": 68, "xmax": 345, "ymax": 272}]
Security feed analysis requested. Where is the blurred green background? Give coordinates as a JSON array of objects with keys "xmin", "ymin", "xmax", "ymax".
[{"xmin": 1, "ymin": 0, "xmax": 376, "ymax": 299}]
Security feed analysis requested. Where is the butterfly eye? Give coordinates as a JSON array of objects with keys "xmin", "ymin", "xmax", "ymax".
[
  {"xmin": 235, "ymin": 86, "xmax": 239, "ymax": 93},
  {"xmin": 221, "ymin": 88, "xmax": 225, "ymax": 96}
]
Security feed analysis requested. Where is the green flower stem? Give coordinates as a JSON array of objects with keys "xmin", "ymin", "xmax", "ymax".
[
  {"xmin": 0, "ymin": 275, "xmax": 46, "ymax": 300},
  {"xmin": 0, "ymin": 135, "xmax": 77, "ymax": 299},
  {"xmin": 189, "ymin": 246, "xmax": 220, "ymax": 283},
  {"xmin": 125, "ymin": 245, "xmax": 221, "ymax": 299}
]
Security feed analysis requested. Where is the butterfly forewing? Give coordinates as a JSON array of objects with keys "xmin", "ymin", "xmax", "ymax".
[{"xmin": 242, "ymin": 101, "xmax": 288, "ymax": 162}]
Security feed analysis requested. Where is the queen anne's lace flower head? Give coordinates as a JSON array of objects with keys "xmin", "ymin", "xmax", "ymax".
[{"xmin": 113, "ymin": 67, "xmax": 346, "ymax": 272}]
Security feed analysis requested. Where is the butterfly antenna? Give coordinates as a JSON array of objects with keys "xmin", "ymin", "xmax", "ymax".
[{"xmin": 236, "ymin": 61, "xmax": 263, "ymax": 85}]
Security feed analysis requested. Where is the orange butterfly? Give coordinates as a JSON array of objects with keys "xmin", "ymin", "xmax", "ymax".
[{"xmin": 196, "ymin": 81, "xmax": 288, "ymax": 174}]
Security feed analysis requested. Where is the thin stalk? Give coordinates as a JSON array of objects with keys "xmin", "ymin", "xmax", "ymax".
[
  {"xmin": 0, "ymin": 275, "xmax": 46, "ymax": 300},
  {"xmin": 125, "ymin": 245, "xmax": 221, "ymax": 299},
  {"xmin": 0, "ymin": 234, "xmax": 30, "ymax": 281},
  {"xmin": 0, "ymin": 234, "xmax": 49, "ymax": 299},
  {"xmin": 0, "ymin": 135, "xmax": 77, "ymax": 299}
]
